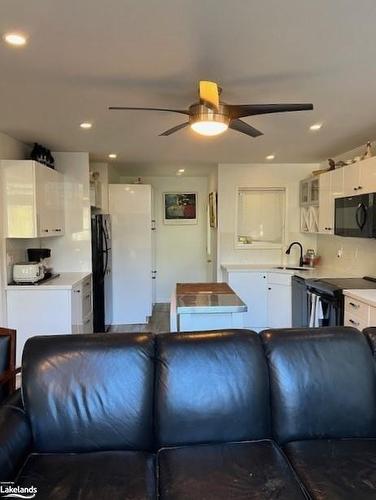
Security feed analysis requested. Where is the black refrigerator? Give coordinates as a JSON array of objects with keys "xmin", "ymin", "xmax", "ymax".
[{"xmin": 91, "ymin": 214, "xmax": 112, "ymax": 332}]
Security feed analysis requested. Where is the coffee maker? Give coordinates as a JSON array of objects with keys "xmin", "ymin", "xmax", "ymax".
[{"xmin": 27, "ymin": 248, "xmax": 52, "ymax": 277}]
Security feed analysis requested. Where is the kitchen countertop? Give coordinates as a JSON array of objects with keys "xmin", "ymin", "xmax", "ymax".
[
  {"xmin": 343, "ymin": 289, "xmax": 376, "ymax": 307},
  {"xmin": 5, "ymin": 272, "xmax": 91, "ymax": 291},
  {"xmin": 221, "ymin": 264, "xmax": 359, "ymax": 280},
  {"xmin": 176, "ymin": 282, "xmax": 247, "ymax": 314}
]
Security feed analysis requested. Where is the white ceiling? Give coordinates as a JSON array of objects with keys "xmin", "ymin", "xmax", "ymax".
[{"xmin": 1, "ymin": 0, "xmax": 376, "ymax": 164}]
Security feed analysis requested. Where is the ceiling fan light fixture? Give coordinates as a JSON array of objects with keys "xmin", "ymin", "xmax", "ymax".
[{"xmin": 191, "ymin": 120, "xmax": 228, "ymax": 136}]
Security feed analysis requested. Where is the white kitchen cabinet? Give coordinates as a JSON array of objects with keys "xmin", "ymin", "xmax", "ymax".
[
  {"xmin": 226, "ymin": 271, "xmax": 268, "ymax": 329},
  {"xmin": 267, "ymin": 273, "xmax": 292, "ymax": 328},
  {"xmin": 330, "ymin": 168, "xmax": 345, "ymax": 199},
  {"xmin": 6, "ymin": 273, "xmax": 92, "ymax": 365},
  {"xmin": 318, "ymin": 172, "xmax": 333, "ymax": 234},
  {"xmin": 343, "ymin": 158, "xmax": 376, "ymax": 196},
  {"xmin": 90, "ymin": 180, "xmax": 102, "ymax": 209},
  {"xmin": 1, "ymin": 160, "xmax": 64, "ymax": 238},
  {"xmin": 225, "ymin": 270, "xmax": 292, "ymax": 330}
]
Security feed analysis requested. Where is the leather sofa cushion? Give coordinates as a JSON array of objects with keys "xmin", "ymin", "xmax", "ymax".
[
  {"xmin": 0, "ymin": 336, "xmax": 10, "ymax": 403},
  {"xmin": 16, "ymin": 450, "xmax": 157, "ymax": 500},
  {"xmin": 158, "ymin": 440, "xmax": 307, "ymax": 499},
  {"xmin": 156, "ymin": 330, "xmax": 271, "ymax": 447},
  {"xmin": 261, "ymin": 327, "xmax": 376, "ymax": 443},
  {"xmin": 22, "ymin": 333, "xmax": 155, "ymax": 453},
  {"xmin": 284, "ymin": 439, "xmax": 376, "ymax": 500}
]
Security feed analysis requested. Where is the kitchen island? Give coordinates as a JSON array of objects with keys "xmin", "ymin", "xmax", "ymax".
[{"xmin": 170, "ymin": 282, "xmax": 247, "ymax": 332}]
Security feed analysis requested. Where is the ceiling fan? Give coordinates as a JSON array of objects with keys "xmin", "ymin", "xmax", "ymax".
[{"xmin": 109, "ymin": 81, "xmax": 313, "ymax": 138}]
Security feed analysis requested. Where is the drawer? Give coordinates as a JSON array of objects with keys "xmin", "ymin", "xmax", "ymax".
[
  {"xmin": 344, "ymin": 312, "xmax": 368, "ymax": 330},
  {"xmin": 345, "ymin": 296, "xmax": 369, "ymax": 321},
  {"xmin": 267, "ymin": 272, "xmax": 291, "ymax": 286},
  {"xmin": 369, "ymin": 306, "xmax": 376, "ymax": 327},
  {"xmin": 82, "ymin": 275, "xmax": 92, "ymax": 295},
  {"xmin": 82, "ymin": 289, "xmax": 92, "ymax": 317},
  {"xmin": 82, "ymin": 315, "xmax": 93, "ymax": 334}
]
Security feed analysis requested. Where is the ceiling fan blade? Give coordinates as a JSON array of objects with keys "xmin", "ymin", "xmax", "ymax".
[
  {"xmin": 229, "ymin": 119, "xmax": 263, "ymax": 137},
  {"xmin": 159, "ymin": 122, "xmax": 190, "ymax": 136},
  {"xmin": 228, "ymin": 103, "xmax": 313, "ymax": 118},
  {"xmin": 109, "ymin": 106, "xmax": 190, "ymax": 115},
  {"xmin": 199, "ymin": 81, "xmax": 220, "ymax": 109}
]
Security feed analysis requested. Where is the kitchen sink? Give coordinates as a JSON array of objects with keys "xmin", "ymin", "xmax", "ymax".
[{"xmin": 274, "ymin": 266, "xmax": 310, "ymax": 271}]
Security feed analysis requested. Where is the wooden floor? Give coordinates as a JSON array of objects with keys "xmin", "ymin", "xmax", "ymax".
[{"xmin": 109, "ymin": 303, "xmax": 170, "ymax": 334}]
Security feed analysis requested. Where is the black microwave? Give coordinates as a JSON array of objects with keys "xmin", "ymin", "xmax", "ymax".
[{"xmin": 335, "ymin": 193, "xmax": 376, "ymax": 238}]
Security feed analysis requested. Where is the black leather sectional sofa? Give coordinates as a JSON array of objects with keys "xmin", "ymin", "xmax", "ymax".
[{"xmin": 1, "ymin": 326, "xmax": 376, "ymax": 499}]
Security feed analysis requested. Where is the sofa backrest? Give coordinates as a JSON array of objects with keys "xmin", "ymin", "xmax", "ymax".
[
  {"xmin": 155, "ymin": 330, "xmax": 271, "ymax": 447},
  {"xmin": 22, "ymin": 333, "xmax": 155, "ymax": 453},
  {"xmin": 364, "ymin": 327, "xmax": 376, "ymax": 358},
  {"xmin": 261, "ymin": 327, "xmax": 376, "ymax": 444}
]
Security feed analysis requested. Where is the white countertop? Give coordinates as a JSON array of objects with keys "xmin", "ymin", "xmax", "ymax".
[
  {"xmin": 343, "ymin": 289, "xmax": 376, "ymax": 307},
  {"xmin": 221, "ymin": 263, "xmax": 358, "ymax": 279},
  {"xmin": 6, "ymin": 272, "xmax": 91, "ymax": 291}
]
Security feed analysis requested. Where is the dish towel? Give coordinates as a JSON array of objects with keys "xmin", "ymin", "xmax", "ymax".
[{"xmin": 309, "ymin": 292, "xmax": 324, "ymax": 327}]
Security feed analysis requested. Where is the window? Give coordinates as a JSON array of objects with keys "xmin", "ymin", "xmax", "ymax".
[{"xmin": 236, "ymin": 188, "xmax": 286, "ymax": 248}]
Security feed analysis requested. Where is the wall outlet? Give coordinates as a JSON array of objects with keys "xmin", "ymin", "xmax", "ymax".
[{"xmin": 337, "ymin": 248, "xmax": 343, "ymax": 258}]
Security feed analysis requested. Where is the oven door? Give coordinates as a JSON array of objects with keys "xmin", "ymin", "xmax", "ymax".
[{"xmin": 335, "ymin": 193, "xmax": 376, "ymax": 238}]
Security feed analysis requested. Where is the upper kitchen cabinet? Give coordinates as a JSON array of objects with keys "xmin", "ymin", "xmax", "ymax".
[
  {"xmin": 1, "ymin": 160, "xmax": 65, "ymax": 238},
  {"xmin": 300, "ymin": 177, "xmax": 319, "ymax": 206},
  {"xmin": 343, "ymin": 157, "xmax": 376, "ymax": 196}
]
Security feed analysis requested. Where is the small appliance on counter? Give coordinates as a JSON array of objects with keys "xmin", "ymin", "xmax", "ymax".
[
  {"xmin": 27, "ymin": 248, "xmax": 52, "ymax": 275},
  {"xmin": 13, "ymin": 262, "xmax": 45, "ymax": 283}
]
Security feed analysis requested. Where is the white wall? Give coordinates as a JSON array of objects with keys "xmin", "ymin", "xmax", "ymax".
[
  {"xmin": 217, "ymin": 163, "xmax": 319, "ymax": 276},
  {"xmin": 0, "ymin": 132, "xmax": 29, "ymax": 325},
  {"xmin": 47, "ymin": 152, "xmax": 92, "ymax": 272},
  {"xmin": 119, "ymin": 175, "xmax": 209, "ymax": 302}
]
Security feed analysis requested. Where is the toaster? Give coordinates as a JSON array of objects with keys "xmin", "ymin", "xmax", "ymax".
[{"xmin": 13, "ymin": 262, "xmax": 45, "ymax": 283}]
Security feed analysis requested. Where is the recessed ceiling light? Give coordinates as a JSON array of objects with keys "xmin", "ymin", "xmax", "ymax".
[
  {"xmin": 108, "ymin": 153, "xmax": 117, "ymax": 159},
  {"xmin": 266, "ymin": 154, "xmax": 275, "ymax": 160},
  {"xmin": 309, "ymin": 123, "xmax": 322, "ymax": 131},
  {"xmin": 80, "ymin": 122, "xmax": 92, "ymax": 129},
  {"xmin": 178, "ymin": 169, "xmax": 185, "ymax": 173},
  {"xmin": 3, "ymin": 32, "xmax": 27, "ymax": 46},
  {"xmin": 176, "ymin": 171, "xmax": 183, "ymax": 176}
]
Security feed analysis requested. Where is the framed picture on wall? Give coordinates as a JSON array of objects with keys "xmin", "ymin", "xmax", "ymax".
[
  {"xmin": 208, "ymin": 191, "xmax": 217, "ymax": 228},
  {"xmin": 163, "ymin": 192, "xmax": 198, "ymax": 225}
]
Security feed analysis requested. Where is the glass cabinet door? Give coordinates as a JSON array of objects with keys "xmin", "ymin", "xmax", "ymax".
[
  {"xmin": 300, "ymin": 180, "xmax": 309, "ymax": 206},
  {"xmin": 310, "ymin": 178, "xmax": 319, "ymax": 205}
]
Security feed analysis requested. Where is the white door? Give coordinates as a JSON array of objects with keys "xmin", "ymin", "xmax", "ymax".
[
  {"xmin": 267, "ymin": 284, "xmax": 292, "ymax": 328},
  {"xmin": 109, "ymin": 184, "xmax": 152, "ymax": 324},
  {"xmin": 227, "ymin": 272, "xmax": 268, "ymax": 329}
]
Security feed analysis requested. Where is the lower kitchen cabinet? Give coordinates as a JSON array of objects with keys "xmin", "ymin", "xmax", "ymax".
[
  {"xmin": 6, "ymin": 274, "xmax": 92, "ymax": 366},
  {"xmin": 267, "ymin": 273, "xmax": 292, "ymax": 328},
  {"xmin": 224, "ymin": 270, "xmax": 292, "ymax": 330},
  {"xmin": 344, "ymin": 295, "xmax": 376, "ymax": 330}
]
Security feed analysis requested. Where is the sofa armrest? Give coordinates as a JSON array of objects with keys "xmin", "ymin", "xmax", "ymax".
[{"xmin": 0, "ymin": 402, "xmax": 32, "ymax": 480}]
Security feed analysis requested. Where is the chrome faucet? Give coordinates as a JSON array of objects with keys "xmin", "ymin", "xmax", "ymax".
[{"xmin": 286, "ymin": 241, "xmax": 304, "ymax": 267}]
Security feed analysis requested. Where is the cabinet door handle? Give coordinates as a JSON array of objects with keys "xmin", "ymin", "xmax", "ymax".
[
  {"xmin": 349, "ymin": 318, "xmax": 360, "ymax": 326},
  {"xmin": 54, "ymin": 228, "xmax": 62, "ymax": 232},
  {"xmin": 84, "ymin": 318, "xmax": 91, "ymax": 325},
  {"xmin": 74, "ymin": 289, "xmax": 81, "ymax": 293},
  {"xmin": 268, "ymin": 287, "xmax": 271, "ymax": 290},
  {"xmin": 42, "ymin": 229, "xmax": 49, "ymax": 233},
  {"xmin": 354, "ymin": 187, "xmax": 358, "ymax": 191},
  {"xmin": 349, "ymin": 302, "xmax": 360, "ymax": 309},
  {"xmin": 85, "ymin": 293, "xmax": 91, "ymax": 299}
]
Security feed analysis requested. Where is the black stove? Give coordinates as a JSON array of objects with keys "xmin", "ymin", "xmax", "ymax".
[
  {"xmin": 293, "ymin": 276, "xmax": 376, "ymax": 328},
  {"xmin": 305, "ymin": 276, "xmax": 376, "ymax": 297}
]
